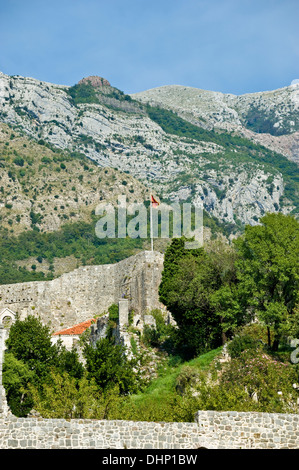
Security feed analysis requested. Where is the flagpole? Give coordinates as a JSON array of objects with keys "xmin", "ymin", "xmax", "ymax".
[{"xmin": 150, "ymin": 200, "xmax": 153, "ymax": 252}]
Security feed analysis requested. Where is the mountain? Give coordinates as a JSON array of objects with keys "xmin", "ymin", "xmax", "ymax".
[
  {"xmin": 133, "ymin": 83, "xmax": 299, "ymax": 164},
  {"xmin": 0, "ymin": 71, "xmax": 298, "ymax": 231},
  {"xmin": 0, "ymin": 121, "xmax": 157, "ymax": 283},
  {"xmin": 0, "ymin": 122, "xmax": 149, "ymax": 235}
]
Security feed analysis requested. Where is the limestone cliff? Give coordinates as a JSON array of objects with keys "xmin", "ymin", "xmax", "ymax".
[
  {"xmin": 133, "ymin": 83, "xmax": 299, "ymax": 164},
  {"xmin": 0, "ymin": 122, "xmax": 150, "ymax": 234},
  {"xmin": 0, "ymin": 71, "xmax": 298, "ymax": 228}
]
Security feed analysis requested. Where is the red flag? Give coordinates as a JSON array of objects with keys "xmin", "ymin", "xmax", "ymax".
[{"xmin": 151, "ymin": 195, "xmax": 159, "ymax": 208}]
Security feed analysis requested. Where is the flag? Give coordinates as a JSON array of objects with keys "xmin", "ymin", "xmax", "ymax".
[{"xmin": 151, "ymin": 195, "xmax": 159, "ymax": 208}]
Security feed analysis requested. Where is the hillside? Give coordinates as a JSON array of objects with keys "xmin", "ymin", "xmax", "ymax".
[
  {"xmin": 133, "ymin": 83, "xmax": 299, "ymax": 164},
  {"xmin": 0, "ymin": 121, "xmax": 230, "ymax": 285},
  {"xmin": 0, "ymin": 122, "xmax": 150, "ymax": 235},
  {"xmin": 0, "ymin": 122, "xmax": 154, "ymax": 282},
  {"xmin": 0, "ymin": 124, "xmax": 149, "ymax": 234},
  {"xmin": 0, "ymin": 71, "xmax": 298, "ymax": 229}
]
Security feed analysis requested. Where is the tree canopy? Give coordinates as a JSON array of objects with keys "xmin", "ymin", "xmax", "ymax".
[
  {"xmin": 159, "ymin": 238, "xmax": 240, "ymax": 357},
  {"xmin": 234, "ymin": 213, "xmax": 299, "ymax": 349},
  {"xmin": 159, "ymin": 214, "xmax": 299, "ymax": 355}
]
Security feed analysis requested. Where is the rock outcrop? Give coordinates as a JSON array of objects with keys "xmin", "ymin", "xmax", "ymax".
[
  {"xmin": 133, "ymin": 83, "xmax": 299, "ymax": 164},
  {"xmin": 78, "ymin": 75, "xmax": 111, "ymax": 87}
]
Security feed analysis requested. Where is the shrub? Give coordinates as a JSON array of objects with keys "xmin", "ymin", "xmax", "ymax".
[
  {"xmin": 13, "ymin": 156, "xmax": 24, "ymax": 167},
  {"xmin": 227, "ymin": 334, "xmax": 263, "ymax": 358},
  {"xmin": 183, "ymin": 347, "xmax": 299, "ymax": 414},
  {"xmin": 175, "ymin": 365, "xmax": 200, "ymax": 395},
  {"xmin": 141, "ymin": 309, "xmax": 174, "ymax": 348},
  {"xmin": 83, "ymin": 337, "xmax": 138, "ymax": 394},
  {"xmin": 108, "ymin": 303, "xmax": 119, "ymax": 323}
]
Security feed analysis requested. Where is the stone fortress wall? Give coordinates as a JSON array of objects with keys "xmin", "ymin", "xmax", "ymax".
[
  {"xmin": 0, "ymin": 251, "xmax": 298, "ymax": 449},
  {"xmin": 0, "ymin": 250, "xmax": 165, "ymax": 333}
]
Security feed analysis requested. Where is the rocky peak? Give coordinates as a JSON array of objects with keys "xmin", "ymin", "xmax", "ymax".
[{"xmin": 78, "ymin": 75, "xmax": 111, "ymax": 88}]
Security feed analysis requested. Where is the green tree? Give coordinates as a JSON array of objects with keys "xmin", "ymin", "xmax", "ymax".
[
  {"xmin": 2, "ymin": 352, "xmax": 35, "ymax": 417},
  {"xmin": 55, "ymin": 347, "xmax": 85, "ymax": 381},
  {"xmin": 5, "ymin": 315, "xmax": 59, "ymax": 381},
  {"xmin": 159, "ymin": 238, "xmax": 241, "ymax": 357},
  {"xmin": 4, "ymin": 315, "xmax": 85, "ymax": 415},
  {"xmin": 83, "ymin": 337, "xmax": 138, "ymax": 394},
  {"xmin": 234, "ymin": 213, "xmax": 299, "ymax": 350},
  {"xmin": 26, "ymin": 371, "xmax": 122, "ymax": 419}
]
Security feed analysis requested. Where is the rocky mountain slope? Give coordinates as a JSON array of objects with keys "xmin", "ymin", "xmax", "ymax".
[
  {"xmin": 0, "ymin": 122, "xmax": 155, "ymax": 282},
  {"xmin": 133, "ymin": 83, "xmax": 299, "ymax": 164},
  {"xmin": 0, "ymin": 71, "xmax": 298, "ymax": 230},
  {"xmin": 0, "ymin": 122, "xmax": 150, "ymax": 235}
]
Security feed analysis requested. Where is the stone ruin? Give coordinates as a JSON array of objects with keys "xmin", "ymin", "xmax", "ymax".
[
  {"xmin": 78, "ymin": 75, "xmax": 111, "ymax": 87},
  {"xmin": 0, "ymin": 250, "xmax": 168, "ymax": 416},
  {"xmin": 0, "ymin": 250, "xmax": 170, "ymax": 365},
  {"xmin": 89, "ymin": 298, "xmax": 158, "ymax": 356},
  {"xmin": 0, "ymin": 250, "xmax": 166, "ymax": 334}
]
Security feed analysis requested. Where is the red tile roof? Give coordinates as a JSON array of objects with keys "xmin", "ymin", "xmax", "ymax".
[{"xmin": 53, "ymin": 318, "xmax": 96, "ymax": 336}]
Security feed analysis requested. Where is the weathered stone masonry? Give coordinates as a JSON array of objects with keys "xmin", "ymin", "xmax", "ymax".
[
  {"xmin": 0, "ymin": 250, "xmax": 165, "ymax": 332},
  {"xmin": 0, "ymin": 418, "xmax": 200, "ymax": 449},
  {"xmin": 195, "ymin": 410, "xmax": 299, "ymax": 449},
  {"xmin": 0, "ymin": 411, "xmax": 298, "ymax": 449}
]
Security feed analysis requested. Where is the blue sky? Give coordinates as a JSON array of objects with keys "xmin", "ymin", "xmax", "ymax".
[{"xmin": 0, "ymin": 0, "xmax": 298, "ymax": 95}]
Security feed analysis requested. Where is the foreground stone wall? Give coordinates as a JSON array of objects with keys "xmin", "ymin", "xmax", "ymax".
[
  {"xmin": 0, "ymin": 417, "xmax": 201, "ymax": 449},
  {"xmin": 195, "ymin": 410, "xmax": 299, "ymax": 449},
  {"xmin": 0, "ymin": 251, "xmax": 165, "ymax": 332},
  {"xmin": 0, "ymin": 411, "xmax": 298, "ymax": 449}
]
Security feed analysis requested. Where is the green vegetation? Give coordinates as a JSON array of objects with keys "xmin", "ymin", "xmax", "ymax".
[
  {"xmin": 0, "ymin": 220, "xmax": 144, "ymax": 284},
  {"xmin": 159, "ymin": 237, "xmax": 240, "ymax": 357},
  {"xmin": 3, "ymin": 316, "xmax": 84, "ymax": 416},
  {"xmin": 146, "ymin": 104, "xmax": 247, "ymax": 146},
  {"xmin": 66, "ymin": 81, "xmax": 140, "ymax": 113},
  {"xmin": 244, "ymin": 104, "xmax": 299, "ymax": 136},
  {"xmin": 159, "ymin": 213, "xmax": 299, "ymax": 357},
  {"xmin": 234, "ymin": 212, "xmax": 299, "ymax": 350},
  {"xmin": 83, "ymin": 337, "xmax": 139, "ymax": 395},
  {"xmin": 147, "ymin": 105, "xmax": 299, "ymax": 213},
  {"xmin": 0, "ymin": 208, "xmax": 235, "ymax": 285},
  {"xmin": 66, "ymin": 82, "xmax": 100, "ymax": 106},
  {"xmin": 0, "ymin": 123, "xmax": 157, "ymax": 281},
  {"xmin": 1, "ymin": 85, "xmax": 299, "ymax": 421},
  {"xmin": 3, "ymin": 230, "xmax": 299, "ymax": 422},
  {"xmin": 3, "ymin": 315, "xmax": 139, "ymax": 418}
]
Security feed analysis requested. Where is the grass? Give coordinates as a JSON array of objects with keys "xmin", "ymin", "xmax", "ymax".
[{"xmin": 130, "ymin": 347, "xmax": 223, "ymax": 407}]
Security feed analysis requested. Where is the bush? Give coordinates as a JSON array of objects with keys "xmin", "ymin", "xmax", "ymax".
[
  {"xmin": 13, "ymin": 156, "xmax": 24, "ymax": 167},
  {"xmin": 141, "ymin": 309, "xmax": 174, "ymax": 348},
  {"xmin": 2, "ymin": 353, "xmax": 35, "ymax": 417},
  {"xmin": 108, "ymin": 303, "xmax": 119, "ymax": 323},
  {"xmin": 66, "ymin": 83, "xmax": 99, "ymax": 106},
  {"xmin": 175, "ymin": 365, "xmax": 200, "ymax": 395},
  {"xmin": 189, "ymin": 348, "xmax": 299, "ymax": 414},
  {"xmin": 227, "ymin": 334, "xmax": 263, "ymax": 358}
]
